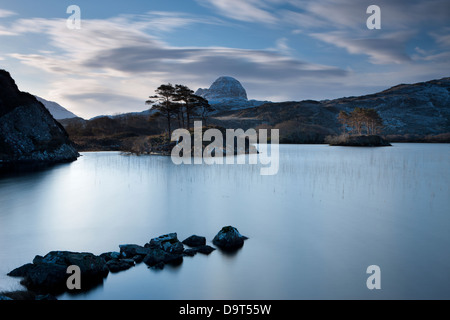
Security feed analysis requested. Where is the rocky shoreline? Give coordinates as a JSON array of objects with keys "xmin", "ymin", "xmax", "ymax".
[
  {"xmin": 1, "ymin": 226, "xmax": 247, "ymax": 300},
  {"xmin": 325, "ymin": 135, "xmax": 392, "ymax": 147}
]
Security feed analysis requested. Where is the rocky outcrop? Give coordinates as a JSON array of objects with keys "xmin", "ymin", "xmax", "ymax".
[
  {"xmin": 210, "ymin": 77, "xmax": 450, "ymax": 143},
  {"xmin": 195, "ymin": 76, "xmax": 269, "ymax": 112},
  {"xmin": 0, "ymin": 70, "xmax": 79, "ymax": 167},
  {"xmin": 196, "ymin": 76, "xmax": 248, "ymax": 101},
  {"xmin": 213, "ymin": 226, "xmax": 248, "ymax": 251}
]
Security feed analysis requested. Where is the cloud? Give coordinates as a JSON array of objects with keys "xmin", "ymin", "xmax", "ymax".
[
  {"xmin": 3, "ymin": 13, "xmax": 347, "ymax": 118},
  {"xmin": 430, "ymin": 28, "xmax": 450, "ymax": 48},
  {"xmin": 196, "ymin": 0, "xmax": 277, "ymax": 23},
  {"xmin": 311, "ymin": 31, "xmax": 414, "ymax": 64},
  {"xmin": 0, "ymin": 9, "xmax": 16, "ymax": 18}
]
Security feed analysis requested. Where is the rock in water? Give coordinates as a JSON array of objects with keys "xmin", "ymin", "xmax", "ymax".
[
  {"xmin": 8, "ymin": 251, "xmax": 109, "ymax": 294},
  {"xmin": 212, "ymin": 226, "xmax": 248, "ymax": 251},
  {"xmin": 118, "ymin": 244, "xmax": 151, "ymax": 258},
  {"xmin": 147, "ymin": 233, "xmax": 184, "ymax": 254},
  {"xmin": 182, "ymin": 235, "xmax": 206, "ymax": 247},
  {"xmin": 0, "ymin": 69, "xmax": 79, "ymax": 167}
]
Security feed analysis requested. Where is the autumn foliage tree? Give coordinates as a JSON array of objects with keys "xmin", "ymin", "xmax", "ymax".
[{"xmin": 338, "ymin": 107, "xmax": 383, "ymax": 135}]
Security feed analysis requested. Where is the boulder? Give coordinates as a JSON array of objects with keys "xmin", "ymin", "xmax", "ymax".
[
  {"xmin": 106, "ymin": 258, "xmax": 135, "ymax": 273},
  {"xmin": 147, "ymin": 233, "xmax": 184, "ymax": 254},
  {"xmin": 7, "ymin": 263, "xmax": 34, "ymax": 277},
  {"xmin": 182, "ymin": 235, "xmax": 206, "ymax": 247},
  {"xmin": 132, "ymin": 255, "xmax": 145, "ymax": 263},
  {"xmin": 99, "ymin": 251, "xmax": 121, "ymax": 262},
  {"xmin": 143, "ymin": 248, "xmax": 183, "ymax": 269},
  {"xmin": 8, "ymin": 251, "xmax": 108, "ymax": 294},
  {"xmin": 184, "ymin": 245, "xmax": 216, "ymax": 256},
  {"xmin": 119, "ymin": 244, "xmax": 150, "ymax": 258},
  {"xmin": 212, "ymin": 226, "xmax": 248, "ymax": 251}
]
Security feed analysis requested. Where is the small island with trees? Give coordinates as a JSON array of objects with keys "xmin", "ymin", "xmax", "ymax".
[{"xmin": 325, "ymin": 107, "xmax": 391, "ymax": 147}]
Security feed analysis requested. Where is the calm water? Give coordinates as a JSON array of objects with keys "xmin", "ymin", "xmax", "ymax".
[{"xmin": 0, "ymin": 144, "xmax": 449, "ymax": 299}]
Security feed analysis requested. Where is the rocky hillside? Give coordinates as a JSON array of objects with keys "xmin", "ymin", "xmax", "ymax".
[
  {"xmin": 35, "ymin": 96, "xmax": 78, "ymax": 120},
  {"xmin": 195, "ymin": 76, "xmax": 269, "ymax": 112},
  {"xmin": 0, "ymin": 70, "xmax": 79, "ymax": 167},
  {"xmin": 211, "ymin": 77, "xmax": 450, "ymax": 143},
  {"xmin": 59, "ymin": 76, "xmax": 450, "ymax": 150}
]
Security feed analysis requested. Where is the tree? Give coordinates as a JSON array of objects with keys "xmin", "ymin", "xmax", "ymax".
[
  {"xmin": 146, "ymin": 84, "xmax": 179, "ymax": 137},
  {"xmin": 337, "ymin": 110, "xmax": 350, "ymax": 134},
  {"xmin": 173, "ymin": 84, "xmax": 195, "ymax": 129},
  {"xmin": 338, "ymin": 107, "xmax": 383, "ymax": 135},
  {"xmin": 193, "ymin": 95, "xmax": 214, "ymax": 127}
]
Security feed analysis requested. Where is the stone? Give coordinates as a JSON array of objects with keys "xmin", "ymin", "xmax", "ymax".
[
  {"xmin": 132, "ymin": 255, "xmax": 144, "ymax": 263},
  {"xmin": 99, "ymin": 251, "xmax": 121, "ymax": 262},
  {"xmin": 196, "ymin": 245, "xmax": 216, "ymax": 255},
  {"xmin": 212, "ymin": 226, "xmax": 248, "ymax": 251},
  {"xmin": 183, "ymin": 245, "xmax": 216, "ymax": 256},
  {"xmin": 8, "ymin": 251, "xmax": 108, "ymax": 294},
  {"xmin": 7, "ymin": 263, "xmax": 34, "ymax": 277},
  {"xmin": 182, "ymin": 235, "xmax": 206, "ymax": 247},
  {"xmin": 106, "ymin": 259, "xmax": 135, "ymax": 273},
  {"xmin": 119, "ymin": 244, "xmax": 150, "ymax": 258},
  {"xmin": 147, "ymin": 233, "xmax": 184, "ymax": 254},
  {"xmin": 143, "ymin": 248, "xmax": 183, "ymax": 268}
]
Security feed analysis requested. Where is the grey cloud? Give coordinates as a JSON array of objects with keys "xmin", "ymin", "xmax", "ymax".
[{"xmin": 312, "ymin": 31, "xmax": 414, "ymax": 64}]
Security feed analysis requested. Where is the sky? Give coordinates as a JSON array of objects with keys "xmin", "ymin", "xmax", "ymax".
[{"xmin": 0, "ymin": 0, "xmax": 449, "ymax": 119}]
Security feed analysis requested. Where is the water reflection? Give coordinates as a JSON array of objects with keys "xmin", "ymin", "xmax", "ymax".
[{"xmin": 0, "ymin": 144, "xmax": 449, "ymax": 299}]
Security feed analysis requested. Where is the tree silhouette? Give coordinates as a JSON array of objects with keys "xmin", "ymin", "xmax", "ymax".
[{"xmin": 146, "ymin": 84, "xmax": 179, "ymax": 137}]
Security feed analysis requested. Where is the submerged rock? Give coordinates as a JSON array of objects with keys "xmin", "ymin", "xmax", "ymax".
[{"xmin": 213, "ymin": 226, "xmax": 248, "ymax": 251}]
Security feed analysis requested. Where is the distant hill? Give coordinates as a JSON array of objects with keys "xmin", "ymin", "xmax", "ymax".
[
  {"xmin": 61, "ymin": 76, "xmax": 450, "ymax": 151},
  {"xmin": 210, "ymin": 77, "xmax": 450, "ymax": 143},
  {"xmin": 35, "ymin": 96, "xmax": 79, "ymax": 120}
]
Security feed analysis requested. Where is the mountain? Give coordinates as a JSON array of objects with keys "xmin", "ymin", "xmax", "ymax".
[
  {"xmin": 0, "ymin": 70, "xmax": 79, "ymax": 166},
  {"xmin": 195, "ymin": 76, "xmax": 269, "ymax": 112},
  {"xmin": 210, "ymin": 77, "xmax": 450, "ymax": 143},
  {"xmin": 60, "ymin": 76, "xmax": 450, "ymax": 152},
  {"xmin": 35, "ymin": 96, "xmax": 79, "ymax": 120}
]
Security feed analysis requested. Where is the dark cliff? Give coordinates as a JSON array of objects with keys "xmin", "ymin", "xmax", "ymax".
[{"xmin": 0, "ymin": 70, "xmax": 79, "ymax": 166}]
